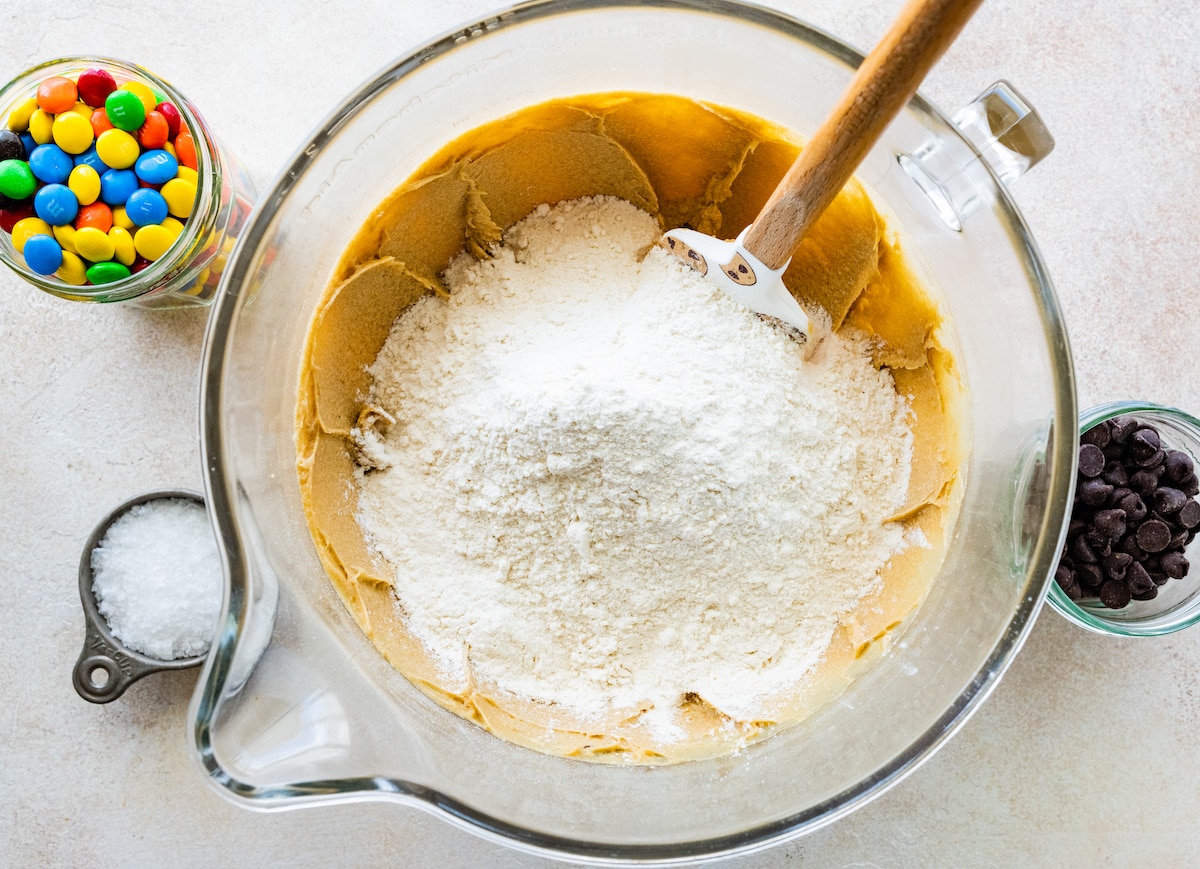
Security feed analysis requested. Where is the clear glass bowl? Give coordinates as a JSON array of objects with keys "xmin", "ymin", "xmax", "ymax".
[
  {"xmin": 192, "ymin": 0, "xmax": 1076, "ymax": 862},
  {"xmin": 1047, "ymin": 402, "xmax": 1200, "ymax": 636}
]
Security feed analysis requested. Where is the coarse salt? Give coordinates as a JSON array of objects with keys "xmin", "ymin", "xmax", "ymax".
[{"xmin": 90, "ymin": 497, "xmax": 223, "ymax": 661}]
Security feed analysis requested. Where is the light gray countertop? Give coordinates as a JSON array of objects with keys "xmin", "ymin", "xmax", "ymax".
[{"xmin": 4, "ymin": 1, "xmax": 1200, "ymax": 865}]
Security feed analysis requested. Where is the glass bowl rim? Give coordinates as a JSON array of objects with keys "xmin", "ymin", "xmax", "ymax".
[{"xmin": 192, "ymin": 0, "xmax": 1078, "ymax": 862}]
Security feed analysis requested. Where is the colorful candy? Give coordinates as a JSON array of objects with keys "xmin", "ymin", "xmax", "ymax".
[{"xmin": 0, "ymin": 65, "xmax": 210, "ymax": 288}]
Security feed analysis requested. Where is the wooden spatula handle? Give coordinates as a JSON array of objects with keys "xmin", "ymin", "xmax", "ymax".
[{"xmin": 743, "ymin": 0, "xmax": 984, "ymax": 270}]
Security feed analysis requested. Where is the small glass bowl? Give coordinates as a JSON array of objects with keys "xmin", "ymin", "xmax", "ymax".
[{"xmin": 1047, "ymin": 401, "xmax": 1200, "ymax": 636}]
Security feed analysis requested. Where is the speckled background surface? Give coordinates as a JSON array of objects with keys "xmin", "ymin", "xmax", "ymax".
[{"xmin": 3, "ymin": 1, "xmax": 1200, "ymax": 865}]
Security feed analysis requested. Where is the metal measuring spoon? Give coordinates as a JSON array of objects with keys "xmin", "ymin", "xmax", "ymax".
[{"xmin": 73, "ymin": 489, "xmax": 209, "ymax": 704}]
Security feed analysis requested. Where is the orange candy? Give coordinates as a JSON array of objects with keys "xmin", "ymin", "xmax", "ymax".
[
  {"xmin": 137, "ymin": 111, "xmax": 169, "ymax": 150},
  {"xmin": 75, "ymin": 202, "xmax": 113, "ymax": 234},
  {"xmin": 174, "ymin": 130, "xmax": 197, "ymax": 170},
  {"xmin": 36, "ymin": 76, "xmax": 77, "ymax": 114},
  {"xmin": 90, "ymin": 109, "xmax": 114, "ymax": 138}
]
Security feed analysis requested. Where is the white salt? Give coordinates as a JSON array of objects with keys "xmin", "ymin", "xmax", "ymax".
[{"xmin": 90, "ymin": 497, "xmax": 223, "ymax": 661}]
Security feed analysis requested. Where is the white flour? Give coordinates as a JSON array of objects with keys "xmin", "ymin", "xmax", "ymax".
[{"xmin": 355, "ymin": 196, "xmax": 912, "ymax": 728}]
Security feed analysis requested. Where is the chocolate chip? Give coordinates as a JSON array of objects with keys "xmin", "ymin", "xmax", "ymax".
[
  {"xmin": 1161, "ymin": 551, "xmax": 1190, "ymax": 579},
  {"xmin": 1102, "ymin": 461, "xmax": 1130, "ymax": 487},
  {"xmin": 1111, "ymin": 417, "xmax": 1138, "ymax": 444},
  {"xmin": 1131, "ymin": 586, "xmax": 1159, "ymax": 601},
  {"xmin": 1136, "ymin": 519, "xmax": 1172, "ymax": 553},
  {"xmin": 1078, "ymin": 478, "xmax": 1114, "ymax": 507},
  {"xmin": 1106, "ymin": 486, "xmax": 1133, "ymax": 508},
  {"xmin": 1093, "ymin": 508, "xmax": 1127, "ymax": 541},
  {"xmin": 1119, "ymin": 493, "xmax": 1148, "ymax": 523},
  {"xmin": 1178, "ymin": 473, "xmax": 1200, "ymax": 497},
  {"xmin": 1102, "ymin": 551, "xmax": 1132, "ymax": 581},
  {"xmin": 1150, "ymin": 570, "xmax": 1169, "ymax": 586},
  {"xmin": 1130, "ymin": 471, "xmax": 1160, "ymax": 497},
  {"xmin": 1178, "ymin": 500, "xmax": 1200, "ymax": 529},
  {"xmin": 1131, "ymin": 427, "xmax": 1162, "ymax": 461},
  {"xmin": 1126, "ymin": 561, "xmax": 1155, "ymax": 593},
  {"xmin": 1078, "ymin": 443, "xmax": 1106, "ymax": 478},
  {"xmin": 1100, "ymin": 579, "xmax": 1132, "ymax": 609},
  {"xmin": 1153, "ymin": 486, "xmax": 1187, "ymax": 514},
  {"xmin": 1077, "ymin": 562, "xmax": 1103, "ymax": 588},
  {"xmin": 1118, "ymin": 533, "xmax": 1145, "ymax": 560},
  {"xmin": 1136, "ymin": 448, "xmax": 1166, "ymax": 469},
  {"xmin": 1164, "ymin": 450, "xmax": 1194, "ymax": 483},
  {"xmin": 1085, "ymin": 530, "xmax": 1112, "ymax": 557},
  {"xmin": 1170, "ymin": 529, "xmax": 1189, "ymax": 550},
  {"xmin": 1080, "ymin": 421, "xmax": 1112, "ymax": 449},
  {"xmin": 1068, "ymin": 518, "xmax": 1087, "ymax": 539},
  {"xmin": 1071, "ymin": 534, "xmax": 1098, "ymax": 563}
]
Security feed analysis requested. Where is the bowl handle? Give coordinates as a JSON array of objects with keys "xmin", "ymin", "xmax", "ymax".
[{"xmin": 899, "ymin": 80, "xmax": 1055, "ymax": 229}]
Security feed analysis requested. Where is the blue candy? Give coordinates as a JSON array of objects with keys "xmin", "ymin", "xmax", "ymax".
[
  {"xmin": 125, "ymin": 188, "xmax": 169, "ymax": 227},
  {"xmin": 28, "ymin": 144, "xmax": 74, "ymax": 184},
  {"xmin": 20, "ymin": 133, "xmax": 36, "ymax": 160},
  {"xmin": 100, "ymin": 169, "xmax": 138, "ymax": 206},
  {"xmin": 23, "ymin": 233, "xmax": 63, "ymax": 275},
  {"xmin": 74, "ymin": 145, "xmax": 107, "ymax": 176},
  {"xmin": 134, "ymin": 149, "xmax": 178, "ymax": 186},
  {"xmin": 33, "ymin": 183, "xmax": 79, "ymax": 226}
]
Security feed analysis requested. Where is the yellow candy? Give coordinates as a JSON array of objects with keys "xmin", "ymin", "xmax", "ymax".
[
  {"xmin": 28, "ymin": 108, "xmax": 53, "ymax": 144},
  {"xmin": 75, "ymin": 227, "xmax": 116, "ymax": 262},
  {"xmin": 51, "ymin": 111, "xmax": 94, "ymax": 155},
  {"xmin": 162, "ymin": 140, "xmax": 175, "ymax": 158},
  {"xmin": 108, "ymin": 226, "xmax": 135, "ymax": 266},
  {"xmin": 160, "ymin": 216, "xmax": 185, "ymax": 239},
  {"xmin": 56, "ymin": 250, "xmax": 88, "ymax": 285},
  {"xmin": 7, "ymin": 96, "xmax": 37, "ymax": 132},
  {"xmin": 95, "ymin": 128, "xmax": 139, "ymax": 169},
  {"xmin": 68, "ymin": 101, "xmax": 92, "ymax": 119},
  {"xmin": 133, "ymin": 223, "xmax": 175, "ymax": 261},
  {"xmin": 52, "ymin": 223, "xmax": 78, "ymax": 254},
  {"xmin": 119, "ymin": 81, "xmax": 157, "ymax": 114},
  {"xmin": 175, "ymin": 165, "xmax": 197, "ymax": 186},
  {"xmin": 111, "ymin": 206, "xmax": 134, "ymax": 230},
  {"xmin": 12, "ymin": 216, "xmax": 52, "ymax": 253},
  {"xmin": 161, "ymin": 178, "xmax": 196, "ymax": 218},
  {"xmin": 68, "ymin": 165, "xmax": 101, "ymax": 206}
]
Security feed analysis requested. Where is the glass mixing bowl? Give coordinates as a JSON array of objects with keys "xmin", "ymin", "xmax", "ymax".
[{"xmin": 192, "ymin": 0, "xmax": 1076, "ymax": 862}]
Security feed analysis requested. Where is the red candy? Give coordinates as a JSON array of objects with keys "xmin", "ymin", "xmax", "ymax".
[
  {"xmin": 90, "ymin": 109, "xmax": 114, "ymax": 138},
  {"xmin": 174, "ymin": 130, "xmax": 197, "ymax": 170},
  {"xmin": 76, "ymin": 69, "xmax": 117, "ymax": 108},
  {"xmin": 0, "ymin": 202, "xmax": 34, "ymax": 233},
  {"xmin": 137, "ymin": 111, "xmax": 169, "ymax": 149},
  {"xmin": 76, "ymin": 201, "xmax": 112, "ymax": 233},
  {"xmin": 36, "ymin": 76, "xmax": 77, "ymax": 114},
  {"xmin": 156, "ymin": 102, "xmax": 182, "ymax": 139},
  {"xmin": 130, "ymin": 256, "xmax": 151, "ymax": 273}
]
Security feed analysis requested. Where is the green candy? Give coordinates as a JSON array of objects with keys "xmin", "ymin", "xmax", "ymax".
[
  {"xmin": 0, "ymin": 159, "xmax": 36, "ymax": 199},
  {"xmin": 104, "ymin": 90, "xmax": 145, "ymax": 132},
  {"xmin": 85, "ymin": 261, "xmax": 132, "ymax": 284}
]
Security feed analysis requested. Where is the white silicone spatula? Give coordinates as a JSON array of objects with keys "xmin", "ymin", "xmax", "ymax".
[{"xmin": 661, "ymin": 0, "xmax": 984, "ymax": 352}]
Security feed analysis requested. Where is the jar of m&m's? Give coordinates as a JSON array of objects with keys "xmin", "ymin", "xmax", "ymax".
[{"xmin": 0, "ymin": 57, "xmax": 254, "ymax": 308}]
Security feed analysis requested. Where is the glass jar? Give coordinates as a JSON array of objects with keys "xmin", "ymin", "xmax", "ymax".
[
  {"xmin": 1047, "ymin": 402, "xmax": 1200, "ymax": 636},
  {"xmin": 0, "ymin": 57, "xmax": 255, "ymax": 308}
]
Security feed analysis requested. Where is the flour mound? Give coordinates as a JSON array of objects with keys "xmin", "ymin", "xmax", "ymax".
[{"xmin": 355, "ymin": 196, "xmax": 912, "ymax": 728}]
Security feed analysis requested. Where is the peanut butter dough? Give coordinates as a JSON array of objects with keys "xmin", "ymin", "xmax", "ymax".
[{"xmin": 295, "ymin": 93, "xmax": 965, "ymax": 763}]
